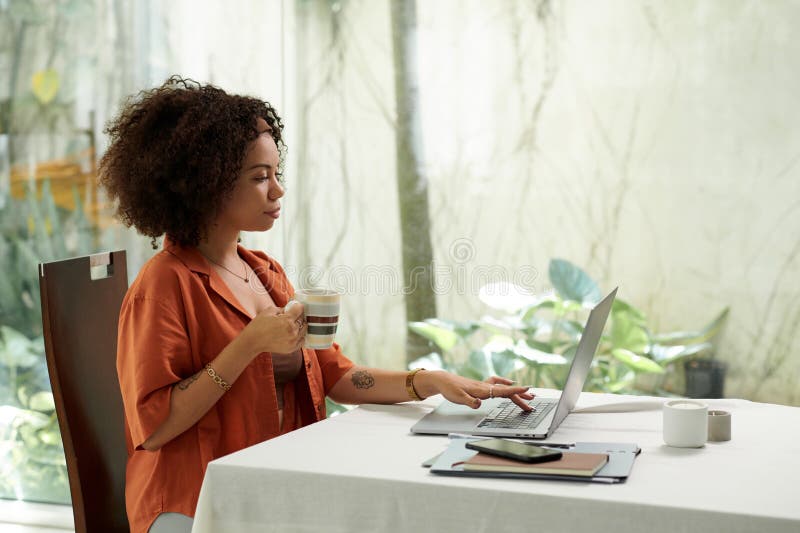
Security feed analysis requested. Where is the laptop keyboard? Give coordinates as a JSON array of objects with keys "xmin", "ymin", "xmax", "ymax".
[{"xmin": 477, "ymin": 399, "xmax": 556, "ymax": 430}]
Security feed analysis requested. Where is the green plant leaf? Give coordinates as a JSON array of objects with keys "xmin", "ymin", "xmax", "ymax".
[
  {"xmin": 548, "ymin": 259, "xmax": 601, "ymax": 305},
  {"xmin": 652, "ymin": 307, "xmax": 730, "ymax": 346},
  {"xmin": 480, "ymin": 314, "xmax": 527, "ymax": 333},
  {"xmin": 0, "ymin": 326, "xmax": 40, "ymax": 368},
  {"xmin": 607, "ymin": 371, "xmax": 636, "ymax": 393},
  {"xmin": 522, "ymin": 338, "xmax": 556, "ymax": 353},
  {"xmin": 467, "ymin": 350, "xmax": 493, "ymax": 379},
  {"xmin": 562, "ymin": 343, "xmax": 579, "ymax": 360},
  {"xmin": 25, "ymin": 442, "xmax": 67, "ymax": 466},
  {"xmin": 28, "ymin": 391, "xmax": 55, "ymax": 412},
  {"xmin": 452, "ymin": 321, "xmax": 481, "ymax": 339},
  {"xmin": 485, "ymin": 334, "xmax": 514, "ymax": 348},
  {"xmin": 490, "ymin": 349, "xmax": 522, "ymax": 377},
  {"xmin": 422, "ymin": 318, "xmax": 479, "ymax": 339},
  {"xmin": 513, "ymin": 340, "xmax": 568, "ymax": 365},
  {"xmin": 479, "ymin": 315, "xmax": 512, "ymax": 335},
  {"xmin": 556, "ymin": 300, "xmax": 584, "ymax": 313},
  {"xmin": 611, "ymin": 349, "xmax": 664, "ymax": 374},
  {"xmin": 32, "ymin": 69, "xmax": 60, "ymax": 105},
  {"xmin": 408, "ymin": 352, "xmax": 446, "ymax": 372},
  {"xmin": 612, "ymin": 298, "xmax": 647, "ymax": 325},
  {"xmin": 12, "ymin": 408, "xmax": 50, "ymax": 430},
  {"xmin": 325, "ymin": 398, "xmax": 349, "ymax": 418},
  {"xmin": 37, "ymin": 427, "xmax": 62, "ymax": 446},
  {"xmin": 610, "ymin": 312, "xmax": 650, "ymax": 354},
  {"xmin": 559, "ymin": 319, "xmax": 585, "ymax": 337},
  {"xmin": 651, "ymin": 342, "xmax": 713, "ymax": 366},
  {"xmin": 520, "ymin": 299, "xmax": 556, "ymax": 322},
  {"xmin": 408, "ymin": 321, "xmax": 459, "ymax": 352}
]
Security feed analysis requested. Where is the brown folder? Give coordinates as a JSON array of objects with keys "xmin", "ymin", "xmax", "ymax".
[{"xmin": 462, "ymin": 452, "xmax": 609, "ymax": 477}]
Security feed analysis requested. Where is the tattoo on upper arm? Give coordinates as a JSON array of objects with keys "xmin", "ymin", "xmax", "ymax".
[
  {"xmin": 351, "ymin": 370, "xmax": 375, "ymax": 390},
  {"xmin": 177, "ymin": 371, "xmax": 202, "ymax": 391}
]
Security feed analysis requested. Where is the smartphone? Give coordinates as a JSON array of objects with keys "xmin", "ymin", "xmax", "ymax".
[{"xmin": 465, "ymin": 438, "xmax": 563, "ymax": 463}]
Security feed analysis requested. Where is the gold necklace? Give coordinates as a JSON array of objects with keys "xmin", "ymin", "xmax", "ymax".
[{"xmin": 202, "ymin": 253, "xmax": 250, "ymax": 283}]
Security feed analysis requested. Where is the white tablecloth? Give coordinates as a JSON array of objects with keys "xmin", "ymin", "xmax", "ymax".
[{"xmin": 192, "ymin": 390, "xmax": 800, "ymax": 533}]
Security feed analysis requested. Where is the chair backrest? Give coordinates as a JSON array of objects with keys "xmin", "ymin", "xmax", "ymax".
[{"xmin": 39, "ymin": 251, "xmax": 129, "ymax": 533}]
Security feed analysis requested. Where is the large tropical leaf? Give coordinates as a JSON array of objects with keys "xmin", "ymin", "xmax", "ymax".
[
  {"xmin": 557, "ymin": 319, "xmax": 585, "ymax": 338},
  {"xmin": 650, "ymin": 342, "xmax": 713, "ymax": 366},
  {"xmin": 520, "ymin": 299, "xmax": 557, "ymax": 322},
  {"xmin": 522, "ymin": 338, "xmax": 556, "ymax": 354},
  {"xmin": 548, "ymin": 259, "xmax": 602, "ymax": 305},
  {"xmin": 466, "ymin": 350, "xmax": 493, "ymax": 379},
  {"xmin": 652, "ymin": 308, "xmax": 730, "ymax": 346},
  {"xmin": 612, "ymin": 298, "xmax": 647, "ymax": 325},
  {"xmin": 490, "ymin": 349, "xmax": 524, "ymax": 377},
  {"xmin": 421, "ymin": 318, "xmax": 479, "ymax": 339},
  {"xmin": 610, "ymin": 312, "xmax": 650, "ymax": 354},
  {"xmin": 479, "ymin": 315, "xmax": 513, "ymax": 335},
  {"xmin": 513, "ymin": 340, "xmax": 569, "ymax": 365},
  {"xmin": 408, "ymin": 321, "xmax": 459, "ymax": 352},
  {"xmin": 607, "ymin": 370, "xmax": 636, "ymax": 393},
  {"xmin": 611, "ymin": 349, "xmax": 664, "ymax": 374},
  {"xmin": 408, "ymin": 352, "xmax": 446, "ymax": 372}
]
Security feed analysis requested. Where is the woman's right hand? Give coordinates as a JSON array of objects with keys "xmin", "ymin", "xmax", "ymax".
[{"xmin": 241, "ymin": 304, "xmax": 306, "ymax": 356}]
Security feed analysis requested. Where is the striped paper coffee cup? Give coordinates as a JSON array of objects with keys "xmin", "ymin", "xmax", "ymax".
[{"xmin": 292, "ymin": 288, "xmax": 341, "ymax": 349}]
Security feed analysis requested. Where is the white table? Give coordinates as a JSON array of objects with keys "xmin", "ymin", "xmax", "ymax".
[{"xmin": 192, "ymin": 390, "xmax": 800, "ymax": 533}]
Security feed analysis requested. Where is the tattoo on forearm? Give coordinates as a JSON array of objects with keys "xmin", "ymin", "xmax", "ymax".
[
  {"xmin": 177, "ymin": 371, "xmax": 202, "ymax": 391},
  {"xmin": 351, "ymin": 370, "xmax": 375, "ymax": 390}
]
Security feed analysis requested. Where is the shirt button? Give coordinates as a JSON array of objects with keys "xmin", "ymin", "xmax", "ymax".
[
  {"xmin": 306, "ymin": 361, "xmax": 312, "ymax": 369},
  {"xmin": 317, "ymin": 404, "xmax": 323, "ymax": 413}
]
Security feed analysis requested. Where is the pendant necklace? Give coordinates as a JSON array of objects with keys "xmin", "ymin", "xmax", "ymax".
[{"xmin": 202, "ymin": 253, "xmax": 250, "ymax": 283}]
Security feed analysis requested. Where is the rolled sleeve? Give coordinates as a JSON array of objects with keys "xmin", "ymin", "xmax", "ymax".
[
  {"xmin": 314, "ymin": 342, "xmax": 354, "ymax": 395},
  {"xmin": 117, "ymin": 296, "xmax": 192, "ymax": 449}
]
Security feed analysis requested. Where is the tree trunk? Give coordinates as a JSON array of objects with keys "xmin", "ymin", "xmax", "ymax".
[{"xmin": 390, "ymin": 0, "xmax": 437, "ymax": 363}]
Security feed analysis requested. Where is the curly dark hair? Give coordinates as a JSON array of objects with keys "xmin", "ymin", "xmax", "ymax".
[{"xmin": 99, "ymin": 76, "xmax": 285, "ymax": 248}]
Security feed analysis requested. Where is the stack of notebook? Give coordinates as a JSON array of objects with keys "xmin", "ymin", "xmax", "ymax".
[{"xmin": 428, "ymin": 439, "xmax": 641, "ymax": 484}]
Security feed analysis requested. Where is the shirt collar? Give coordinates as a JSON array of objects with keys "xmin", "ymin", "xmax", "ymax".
[
  {"xmin": 162, "ymin": 235, "xmax": 210, "ymax": 275},
  {"xmin": 162, "ymin": 234, "xmax": 292, "ymax": 312}
]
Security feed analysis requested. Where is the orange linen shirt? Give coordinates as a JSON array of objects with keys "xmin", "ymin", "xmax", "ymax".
[{"xmin": 117, "ymin": 238, "xmax": 354, "ymax": 533}]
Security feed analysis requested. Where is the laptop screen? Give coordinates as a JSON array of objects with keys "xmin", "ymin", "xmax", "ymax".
[{"xmin": 549, "ymin": 288, "xmax": 617, "ymax": 430}]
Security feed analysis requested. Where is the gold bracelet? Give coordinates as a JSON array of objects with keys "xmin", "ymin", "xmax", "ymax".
[
  {"xmin": 205, "ymin": 363, "xmax": 232, "ymax": 392},
  {"xmin": 405, "ymin": 368, "xmax": 425, "ymax": 401}
]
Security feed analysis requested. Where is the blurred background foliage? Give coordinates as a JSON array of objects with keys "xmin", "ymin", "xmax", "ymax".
[
  {"xmin": 0, "ymin": 0, "xmax": 149, "ymax": 503},
  {"xmin": 408, "ymin": 259, "xmax": 728, "ymax": 397}
]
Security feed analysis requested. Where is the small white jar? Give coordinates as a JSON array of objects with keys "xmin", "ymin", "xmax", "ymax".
[{"xmin": 663, "ymin": 399, "xmax": 708, "ymax": 448}]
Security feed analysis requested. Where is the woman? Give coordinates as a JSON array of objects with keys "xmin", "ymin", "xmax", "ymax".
[{"xmin": 100, "ymin": 76, "xmax": 533, "ymax": 533}]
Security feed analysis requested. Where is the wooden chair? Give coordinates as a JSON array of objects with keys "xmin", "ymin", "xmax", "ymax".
[{"xmin": 39, "ymin": 251, "xmax": 129, "ymax": 533}]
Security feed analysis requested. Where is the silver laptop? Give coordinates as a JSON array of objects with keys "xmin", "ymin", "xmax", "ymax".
[{"xmin": 411, "ymin": 288, "xmax": 617, "ymax": 439}]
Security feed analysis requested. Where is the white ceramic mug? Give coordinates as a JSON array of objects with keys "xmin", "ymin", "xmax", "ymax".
[
  {"xmin": 286, "ymin": 288, "xmax": 341, "ymax": 349},
  {"xmin": 663, "ymin": 399, "xmax": 708, "ymax": 448}
]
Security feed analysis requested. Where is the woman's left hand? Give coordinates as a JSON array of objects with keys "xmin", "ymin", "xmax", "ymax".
[{"xmin": 415, "ymin": 371, "xmax": 534, "ymax": 410}]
